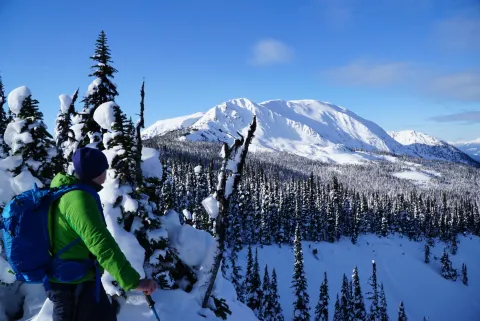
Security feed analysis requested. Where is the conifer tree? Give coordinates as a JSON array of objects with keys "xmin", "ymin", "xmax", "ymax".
[
  {"xmin": 367, "ymin": 260, "xmax": 380, "ymax": 320},
  {"xmin": 8, "ymin": 91, "xmax": 59, "ymax": 184},
  {"xmin": 440, "ymin": 249, "xmax": 457, "ymax": 280},
  {"xmin": 450, "ymin": 236, "xmax": 458, "ymax": 255},
  {"xmin": 398, "ymin": 301, "xmax": 407, "ymax": 321},
  {"xmin": 462, "ymin": 263, "xmax": 468, "ymax": 286},
  {"xmin": 292, "ymin": 224, "xmax": 310, "ymax": 321},
  {"xmin": 269, "ymin": 268, "xmax": 284, "ymax": 321},
  {"xmin": 424, "ymin": 244, "xmax": 430, "ymax": 264},
  {"xmin": 352, "ymin": 266, "xmax": 367, "ymax": 320},
  {"xmin": 54, "ymin": 89, "xmax": 78, "ymax": 171},
  {"xmin": 261, "ymin": 265, "xmax": 272, "ymax": 320},
  {"xmin": 0, "ymin": 75, "xmax": 9, "ymax": 158},
  {"xmin": 333, "ymin": 294, "xmax": 342, "ymax": 321},
  {"xmin": 245, "ymin": 247, "xmax": 262, "ymax": 316},
  {"xmin": 378, "ymin": 283, "xmax": 388, "ymax": 321},
  {"xmin": 229, "ymin": 202, "xmax": 245, "ymax": 301},
  {"xmin": 193, "ymin": 165, "xmax": 209, "ymax": 230},
  {"xmin": 315, "ymin": 271, "xmax": 329, "ymax": 321},
  {"xmin": 340, "ymin": 274, "xmax": 352, "ymax": 320},
  {"xmin": 106, "ymin": 105, "xmax": 137, "ymax": 187},
  {"xmin": 78, "ymin": 30, "xmax": 119, "ymax": 149}
]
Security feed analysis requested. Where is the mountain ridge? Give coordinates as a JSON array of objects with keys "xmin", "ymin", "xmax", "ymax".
[
  {"xmin": 388, "ymin": 130, "xmax": 478, "ymax": 166},
  {"xmin": 143, "ymin": 98, "xmax": 479, "ymax": 166},
  {"xmin": 450, "ymin": 138, "xmax": 480, "ymax": 162}
]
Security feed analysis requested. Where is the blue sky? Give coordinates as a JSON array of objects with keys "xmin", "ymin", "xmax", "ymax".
[{"xmin": 1, "ymin": 0, "xmax": 479, "ymax": 142}]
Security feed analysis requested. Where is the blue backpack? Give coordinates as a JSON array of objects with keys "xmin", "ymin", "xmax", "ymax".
[{"xmin": 0, "ymin": 183, "xmax": 101, "ymax": 288}]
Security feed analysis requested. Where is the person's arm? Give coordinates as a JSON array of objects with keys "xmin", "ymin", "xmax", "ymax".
[{"xmin": 62, "ymin": 191, "xmax": 141, "ymax": 291}]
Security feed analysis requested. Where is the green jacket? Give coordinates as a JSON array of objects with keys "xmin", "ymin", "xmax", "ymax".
[{"xmin": 48, "ymin": 173, "xmax": 140, "ymax": 291}]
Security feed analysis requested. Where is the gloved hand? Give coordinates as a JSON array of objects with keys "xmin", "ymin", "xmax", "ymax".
[{"xmin": 136, "ymin": 278, "xmax": 158, "ymax": 295}]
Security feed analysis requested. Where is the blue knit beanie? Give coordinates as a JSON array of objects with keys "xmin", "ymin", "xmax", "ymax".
[{"xmin": 73, "ymin": 147, "xmax": 109, "ymax": 181}]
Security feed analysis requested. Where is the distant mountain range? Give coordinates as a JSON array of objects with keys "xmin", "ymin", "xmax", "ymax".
[
  {"xmin": 142, "ymin": 98, "xmax": 479, "ymax": 167},
  {"xmin": 450, "ymin": 138, "xmax": 480, "ymax": 162}
]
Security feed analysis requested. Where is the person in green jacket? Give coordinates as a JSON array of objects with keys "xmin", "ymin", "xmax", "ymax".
[{"xmin": 48, "ymin": 147, "xmax": 157, "ymax": 321}]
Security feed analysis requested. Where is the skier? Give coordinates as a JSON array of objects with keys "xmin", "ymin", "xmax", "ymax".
[{"xmin": 47, "ymin": 147, "xmax": 157, "ymax": 321}]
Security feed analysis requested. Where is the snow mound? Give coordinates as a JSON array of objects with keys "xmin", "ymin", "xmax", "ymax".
[
  {"xmin": 141, "ymin": 147, "xmax": 162, "ymax": 179},
  {"xmin": 94, "ymin": 101, "xmax": 117, "ymax": 131},
  {"xmin": 58, "ymin": 94, "xmax": 72, "ymax": 114},
  {"xmin": 202, "ymin": 196, "xmax": 219, "ymax": 219},
  {"xmin": 7, "ymin": 86, "xmax": 31, "ymax": 115}
]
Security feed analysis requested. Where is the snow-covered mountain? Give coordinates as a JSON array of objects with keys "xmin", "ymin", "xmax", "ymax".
[
  {"xmin": 451, "ymin": 138, "xmax": 480, "ymax": 162},
  {"xmin": 142, "ymin": 112, "xmax": 205, "ymax": 139},
  {"xmin": 144, "ymin": 98, "xmax": 420, "ymax": 164},
  {"xmin": 388, "ymin": 130, "xmax": 478, "ymax": 166}
]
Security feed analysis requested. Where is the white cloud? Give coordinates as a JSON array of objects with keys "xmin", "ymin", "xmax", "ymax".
[
  {"xmin": 430, "ymin": 111, "xmax": 480, "ymax": 124},
  {"xmin": 429, "ymin": 71, "xmax": 480, "ymax": 101},
  {"xmin": 323, "ymin": 60, "xmax": 480, "ymax": 102},
  {"xmin": 434, "ymin": 12, "xmax": 480, "ymax": 52},
  {"xmin": 248, "ymin": 39, "xmax": 294, "ymax": 66},
  {"xmin": 324, "ymin": 60, "xmax": 413, "ymax": 86},
  {"xmin": 320, "ymin": 0, "xmax": 356, "ymax": 28}
]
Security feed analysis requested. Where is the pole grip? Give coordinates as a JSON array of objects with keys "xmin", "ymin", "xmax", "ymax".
[{"xmin": 144, "ymin": 293, "xmax": 155, "ymax": 308}]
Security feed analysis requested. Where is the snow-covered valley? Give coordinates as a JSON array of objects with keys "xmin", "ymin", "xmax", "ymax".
[{"xmin": 239, "ymin": 235, "xmax": 480, "ymax": 321}]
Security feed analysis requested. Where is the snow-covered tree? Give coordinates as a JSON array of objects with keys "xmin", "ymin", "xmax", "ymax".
[
  {"xmin": 461, "ymin": 263, "xmax": 468, "ymax": 286},
  {"xmin": 0, "ymin": 75, "xmax": 10, "ymax": 158},
  {"xmin": 260, "ymin": 265, "xmax": 272, "ymax": 320},
  {"xmin": 367, "ymin": 260, "xmax": 380, "ymax": 320},
  {"xmin": 340, "ymin": 274, "xmax": 352, "ymax": 320},
  {"xmin": 245, "ymin": 247, "xmax": 262, "ymax": 316},
  {"xmin": 450, "ymin": 236, "xmax": 458, "ymax": 255},
  {"xmin": 378, "ymin": 283, "xmax": 388, "ymax": 321},
  {"xmin": 398, "ymin": 301, "xmax": 407, "ymax": 321},
  {"xmin": 268, "ymin": 268, "xmax": 284, "ymax": 321},
  {"xmin": 315, "ymin": 271, "xmax": 329, "ymax": 321},
  {"xmin": 5, "ymin": 87, "xmax": 59, "ymax": 185},
  {"xmin": 440, "ymin": 249, "xmax": 457, "ymax": 281},
  {"xmin": 292, "ymin": 224, "xmax": 310, "ymax": 321},
  {"xmin": 77, "ymin": 30, "xmax": 119, "ymax": 149},
  {"xmin": 352, "ymin": 266, "xmax": 366, "ymax": 320},
  {"xmin": 424, "ymin": 244, "xmax": 430, "ymax": 264},
  {"xmin": 228, "ymin": 198, "xmax": 245, "ymax": 302},
  {"xmin": 54, "ymin": 90, "xmax": 78, "ymax": 171},
  {"xmin": 333, "ymin": 295, "xmax": 341, "ymax": 321},
  {"xmin": 193, "ymin": 165, "xmax": 209, "ymax": 230}
]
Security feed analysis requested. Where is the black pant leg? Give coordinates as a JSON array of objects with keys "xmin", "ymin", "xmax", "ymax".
[
  {"xmin": 47, "ymin": 283, "xmax": 76, "ymax": 321},
  {"xmin": 75, "ymin": 282, "xmax": 117, "ymax": 321}
]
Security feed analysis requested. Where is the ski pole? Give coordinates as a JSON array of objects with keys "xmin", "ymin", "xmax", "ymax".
[{"xmin": 144, "ymin": 293, "xmax": 161, "ymax": 321}]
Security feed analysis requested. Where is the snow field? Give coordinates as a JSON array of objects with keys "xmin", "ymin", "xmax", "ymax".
[{"xmin": 239, "ymin": 234, "xmax": 480, "ymax": 321}]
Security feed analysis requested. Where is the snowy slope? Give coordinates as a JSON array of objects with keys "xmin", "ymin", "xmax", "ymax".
[
  {"xmin": 142, "ymin": 112, "xmax": 205, "ymax": 139},
  {"xmin": 240, "ymin": 235, "xmax": 480, "ymax": 321},
  {"xmin": 388, "ymin": 130, "xmax": 479, "ymax": 166},
  {"xmin": 451, "ymin": 138, "xmax": 480, "ymax": 162},
  {"xmin": 145, "ymin": 98, "xmax": 424, "ymax": 165}
]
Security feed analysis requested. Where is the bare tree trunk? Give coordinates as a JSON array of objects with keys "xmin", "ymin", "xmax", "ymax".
[
  {"xmin": 201, "ymin": 116, "xmax": 257, "ymax": 309},
  {"xmin": 135, "ymin": 80, "xmax": 145, "ymax": 185}
]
